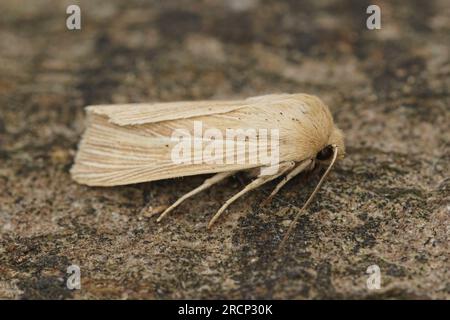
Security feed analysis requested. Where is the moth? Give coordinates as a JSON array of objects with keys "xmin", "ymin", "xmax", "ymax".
[{"xmin": 71, "ymin": 93, "xmax": 345, "ymax": 242}]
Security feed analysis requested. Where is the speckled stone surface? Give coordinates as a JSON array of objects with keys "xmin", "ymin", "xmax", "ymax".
[{"xmin": 0, "ymin": 0, "xmax": 449, "ymax": 299}]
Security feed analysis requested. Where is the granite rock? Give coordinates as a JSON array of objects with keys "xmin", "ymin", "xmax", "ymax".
[{"xmin": 0, "ymin": 0, "xmax": 448, "ymax": 299}]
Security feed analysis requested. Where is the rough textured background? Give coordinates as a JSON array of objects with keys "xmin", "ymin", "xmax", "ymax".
[{"xmin": 0, "ymin": 0, "xmax": 449, "ymax": 299}]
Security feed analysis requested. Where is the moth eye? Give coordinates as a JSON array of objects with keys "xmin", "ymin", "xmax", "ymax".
[{"xmin": 316, "ymin": 145, "xmax": 333, "ymax": 161}]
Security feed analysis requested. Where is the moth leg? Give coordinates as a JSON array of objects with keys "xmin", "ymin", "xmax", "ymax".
[
  {"xmin": 261, "ymin": 158, "xmax": 313, "ymax": 207},
  {"xmin": 157, "ymin": 171, "xmax": 235, "ymax": 222},
  {"xmin": 207, "ymin": 162, "xmax": 296, "ymax": 229}
]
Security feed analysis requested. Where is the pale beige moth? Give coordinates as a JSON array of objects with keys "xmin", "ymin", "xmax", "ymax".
[{"xmin": 71, "ymin": 93, "xmax": 345, "ymax": 241}]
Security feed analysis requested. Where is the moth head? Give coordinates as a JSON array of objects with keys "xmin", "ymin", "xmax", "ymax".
[{"xmin": 316, "ymin": 126, "xmax": 345, "ymax": 163}]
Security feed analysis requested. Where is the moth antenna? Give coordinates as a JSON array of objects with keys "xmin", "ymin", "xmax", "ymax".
[{"xmin": 276, "ymin": 145, "xmax": 339, "ymax": 256}]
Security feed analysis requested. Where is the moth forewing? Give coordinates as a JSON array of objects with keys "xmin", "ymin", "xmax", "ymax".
[{"xmin": 71, "ymin": 93, "xmax": 345, "ymax": 229}]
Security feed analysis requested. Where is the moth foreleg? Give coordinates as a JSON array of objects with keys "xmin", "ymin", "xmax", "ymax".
[
  {"xmin": 207, "ymin": 161, "xmax": 296, "ymax": 229},
  {"xmin": 157, "ymin": 171, "xmax": 236, "ymax": 222},
  {"xmin": 261, "ymin": 158, "xmax": 313, "ymax": 207}
]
